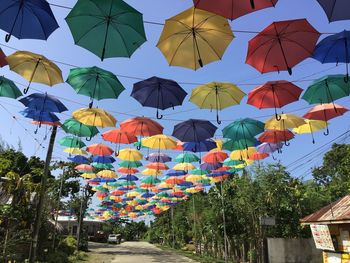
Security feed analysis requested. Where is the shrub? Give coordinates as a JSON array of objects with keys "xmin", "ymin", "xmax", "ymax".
[
  {"xmin": 58, "ymin": 236, "xmax": 77, "ymax": 256},
  {"xmin": 45, "ymin": 250, "xmax": 69, "ymax": 263}
]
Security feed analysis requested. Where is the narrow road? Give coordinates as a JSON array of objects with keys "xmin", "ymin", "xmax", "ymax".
[{"xmin": 87, "ymin": 242, "xmax": 198, "ymax": 263}]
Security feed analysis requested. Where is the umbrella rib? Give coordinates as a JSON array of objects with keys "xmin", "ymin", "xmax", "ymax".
[
  {"xmin": 195, "ymin": 31, "xmax": 222, "ymax": 60},
  {"xmin": 24, "ymin": 4, "xmax": 49, "ymax": 39},
  {"xmin": 108, "ymin": 23, "xmax": 134, "ymax": 57},
  {"xmin": 261, "ymin": 39, "xmax": 278, "ymax": 73},
  {"xmin": 168, "ymin": 32, "xmax": 193, "ymax": 65},
  {"xmin": 74, "ymin": 20, "xmax": 107, "ymax": 44}
]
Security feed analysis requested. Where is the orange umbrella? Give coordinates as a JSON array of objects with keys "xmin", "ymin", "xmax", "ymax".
[
  {"xmin": 120, "ymin": 117, "xmax": 163, "ymax": 137},
  {"xmin": 146, "ymin": 162, "xmax": 169, "ymax": 171},
  {"xmin": 75, "ymin": 164, "xmax": 93, "ymax": 171},
  {"xmin": 86, "ymin": 143, "xmax": 113, "ymax": 156},
  {"xmin": 165, "ymin": 176, "xmax": 184, "ymax": 185},
  {"xmin": 249, "ymin": 152, "xmax": 269, "ymax": 160},
  {"xmin": 203, "ymin": 150, "xmax": 228, "ymax": 163},
  {"xmin": 117, "ymin": 167, "xmax": 138, "ymax": 174},
  {"xmin": 173, "ymin": 141, "xmax": 184, "ymax": 151},
  {"xmin": 102, "ymin": 128, "xmax": 138, "ymax": 155},
  {"xmin": 32, "ymin": 120, "xmax": 61, "ymax": 126}
]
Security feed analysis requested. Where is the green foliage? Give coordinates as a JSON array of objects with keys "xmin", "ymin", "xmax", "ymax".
[
  {"xmin": 58, "ymin": 236, "xmax": 78, "ymax": 256},
  {"xmin": 113, "ymin": 221, "xmax": 148, "ymax": 241}
]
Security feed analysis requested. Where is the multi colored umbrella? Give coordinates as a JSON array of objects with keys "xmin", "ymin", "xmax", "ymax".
[
  {"xmin": 73, "ymin": 108, "xmax": 117, "ymax": 128},
  {"xmin": 6, "ymin": 51, "xmax": 63, "ymax": 94},
  {"xmin": 190, "ymin": 82, "xmax": 245, "ymax": 124},
  {"xmin": 293, "ymin": 119, "xmax": 327, "ymax": 143},
  {"xmin": 65, "ymin": 0, "xmax": 146, "ymax": 61},
  {"xmin": 172, "ymin": 119, "xmax": 217, "ymax": 142},
  {"xmin": 0, "ymin": 0, "xmax": 58, "ymax": 42},
  {"xmin": 313, "ymin": 31, "xmax": 350, "ymax": 81},
  {"xmin": 86, "ymin": 144, "xmax": 113, "ymax": 156},
  {"xmin": 247, "ymin": 81, "xmax": 303, "ymax": 120},
  {"xmin": 157, "ymin": 7, "xmax": 234, "ymax": 70},
  {"xmin": 0, "ymin": 76, "xmax": 22, "ymax": 99},
  {"xmin": 131, "ymin": 77, "xmax": 187, "ymax": 119},
  {"xmin": 193, "ymin": 0, "xmax": 278, "ymax": 20},
  {"xmin": 316, "ymin": 0, "xmax": 350, "ymax": 22},
  {"xmin": 246, "ymin": 19, "xmax": 320, "ymax": 75},
  {"xmin": 66, "ymin": 66, "xmax": 125, "ymax": 108},
  {"xmin": 62, "ymin": 118, "xmax": 99, "ymax": 138}
]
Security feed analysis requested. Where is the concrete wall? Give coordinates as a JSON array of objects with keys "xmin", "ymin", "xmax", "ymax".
[{"xmin": 267, "ymin": 238, "xmax": 322, "ymax": 263}]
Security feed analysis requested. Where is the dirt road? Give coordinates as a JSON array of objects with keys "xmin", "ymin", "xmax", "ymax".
[{"xmin": 87, "ymin": 242, "xmax": 198, "ymax": 263}]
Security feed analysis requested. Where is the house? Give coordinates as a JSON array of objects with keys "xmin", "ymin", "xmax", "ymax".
[{"xmin": 57, "ymin": 215, "xmax": 103, "ymax": 237}]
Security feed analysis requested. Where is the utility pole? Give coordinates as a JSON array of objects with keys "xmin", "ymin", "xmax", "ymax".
[
  {"xmin": 29, "ymin": 126, "xmax": 58, "ymax": 263},
  {"xmin": 76, "ymin": 189, "xmax": 85, "ymax": 251}
]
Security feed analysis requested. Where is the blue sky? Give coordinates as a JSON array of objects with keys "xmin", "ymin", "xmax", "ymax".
[{"xmin": 0, "ymin": 0, "xmax": 350, "ymax": 185}]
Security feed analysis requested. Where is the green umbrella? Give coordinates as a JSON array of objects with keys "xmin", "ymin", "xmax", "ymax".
[
  {"xmin": 65, "ymin": 0, "xmax": 147, "ymax": 61},
  {"xmin": 62, "ymin": 118, "xmax": 99, "ymax": 139},
  {"xmin": 59, "ymin": 136, "xmax": 86, "ymax": 148},
  {"xmin": 157, "ymin": 192, "xmax": 170, "ymax": 198},
  {"xmin": 190, "ymin": 168, "xmax": 209, "ymax": 175},
  {"xmin": 0, "ymin": 76, "xmax": 22, "ymax": 99},
  {"xmin": 223, "ymin": 138, "xmax": 258, "ymax": 151},
  {"xmin": 302, "ymin": 75, "xmax": 350, "ymax": 104},
  {"xmin": 91, "ymin": 162, "xmax": 114, "ymax": 170},
  {"xmin": 67, "ymin": 66, "xmax": 125, "ymax": 108},
  {"xmin": 222, "ymin": 118, "xmax": 264, "ymax": 140},
  {"xmin": 119, "ymin": 160, "xmax": 143, "ymax": 168},
  {"xmin": 133, "ymin": 141, "xmax": 149, "ymax": 149},
  {"xmin": 141, "ymin": 177, "xmax": 161, "ymax": 184},
  {"xmin": 174, "ymin": 153, "xmax": 200, "ymax": 163},
  {"xmin": 223, "ymin": 158, "xmax": 245, "ymax": 167}
]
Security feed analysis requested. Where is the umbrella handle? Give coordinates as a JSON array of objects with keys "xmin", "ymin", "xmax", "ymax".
[
  {"xmin": 287, "ymin": 67, "xmax": 292, "ymax": 75},
  {"xmin": 272, "ymin": 155, "xmax": 277, "ymax": 161},
  {"xmin": 5, "ymin": 34, "xmax": 11, "ymax": 43},
  {"xmin": 34, "ymin": 127, "xmax": 38, "ymax": 134},
  {"xmin": 344, "ymin": 74, "xmax": 349, "ymax": 83},
  {"xmin": 115, "ymin": 150, "xmax": 120, "ymax": 157},
  {"xmin": 86, "ymin": 136, "xmax": 92, "ymax": 141},
  {"xmin": 198, "ymin": 58, "xmax": 203, "ymax": 68},
  {"xmin": 23, "ymin": 86, "xmax": 30, "ymax": 94},
  {"xmin": 275, "ymin": 113, "xmax": 281, "ymax": 121},
  {"xmin": 324, "ymin": 128, "xmax": 329, "ymax": 136},
  {"xmin": 136, "ymin": 145, "xmax": 141, "ymax": 150},
  {"xmin": 250, "ymin": 0, "xmax": 255, "ymax": 9},
  {"xmin": 216, "ymin": 113, "xmax": 221, "ymax": 125},
  {"xmin": 284, "ymin": 140, "xmax": 290, "ymax": 146},
  {"xmin": 89, "ymin": 100, "xmax": 93, "ymax": 109},
  {"xmin": 156, "ymin": 110, "xmax": 163, "ymax": 119}
]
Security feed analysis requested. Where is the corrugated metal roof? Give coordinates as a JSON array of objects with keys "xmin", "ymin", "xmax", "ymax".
[{"xmin": 301, "ymin": 195, "xmax": 350, "ymax": 224}]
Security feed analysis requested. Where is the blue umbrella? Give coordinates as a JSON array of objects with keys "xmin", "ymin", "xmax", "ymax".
[
  {"xmin": 167, "ymin": 170, "xmax": 187, "ymax": 177},
  {"xmin": 316, "ymin": 0, "xmax": 350, "ymax": 22},
  {"xmin": 19, "ymin": 93, "xmax": 68, "ymax": 113},
  {"xmin": 313, "ymin": 31, "xmax": 350, "ymax": 81},
  {"xmin": 92, "ymin": 155, "xmax": 116, "ymax": 164},
  {"xmin": 68, "ymin": 155, "xmax": 90, "ymax": 164},
  {"xmin": 183, "ymin": 140, "xmax": 216, "ymax": 153},
  {"xmin": 172, "ymin": 119, "xmax": 217, "ymax": 142},
  {"xmin": 142, "ymin": 192, "xmax": 155, "ymax": 198},
  {"xmin": 0, "ymin": 0, "xmax": 59, "ymax": 42},
  {"xmin": 118, "ymin": 174, "xmax": 139, "ymax": 181},
  {"xmin": 178, "ymin": 181, "xmax": 193, "ymax": 187},
  {"xmin": 131, "ymin": 76, "xmax": 187, "ymax": 119},
  {"xmin": 200, "ymin": 162, "xmax": 222, "ymax": 171},
  {"xmin": 20, "ymin": 108, "xmax": 59, "ymax": 122}
]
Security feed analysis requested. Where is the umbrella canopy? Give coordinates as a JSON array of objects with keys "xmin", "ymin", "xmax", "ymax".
[
  {"xmin": 141, "ymin": 168, "xmax": 162, "ymax": 176},
  {"xmin": 146, "ymin": 162, "xmax": 169, "ymax": 171},
  {"xmin": 190, "ymin": 82, "xmax": 245, "ymax": 124},
  {"xmin": 20, "ymin": 93, "xmax": 68, "ymax": 113},
  {"xmin": 92, "ymin": 156, "xmax": 116, "ymax": 164},
  {"xmin": 223, "ymin": 118, "xmax": 264, "ymax": 140},
  {"xmin": 21, "ymin": 108, "xmax": 59, "ymax": 123},
  {"xmin": 193, "ymin": 0, "xmax": 278, "ymax": 20},
  {"xmin": 0, "ymin": 0, "xmax": 58, "ymax": 42},
  {"xmin": 246, "ymin": 19, "xmax": 320, "ymax": 75},
  {"xmin": 68, "ymin": 155, "xmax": 89, "ymax": 164},
  {"xmin": 303, "ymin": 103, "xmax": 348, "ymax": 121},
  {"xmin": 183, "ymin": 140, "xmax": 217, "ymax": 152},
  {"xmin": 313, "ymin": 31, "xmax": 350, "ymax": 81},
  {"xmin": 118, "ymin": 148, "xmax": 143, "ymax": 161},
  {"xmin": 223, "ymin": 158, "xmax": 245, "ymax": 167},
  {"xmin": 97, "ymin": 170, "xmax": 117, "ymax": 179},
  {"xmin": 67, "ymin": 66, "xmax": 125, "ymax": 108},
  {"xmin": 230, "ymin": 147, "xmax": 257, "ymax": 160},
  {"xmin": 316, "ymin": 0, "xmax": 350, "ymax": 22},
  {"xmin": 265, "ymin": 114, "xmax": 305, "ymax": 131},
  {"xmin": 142, "ymin": 135, "xmax": 177, "ymax": 150},
  {"xmin": 32, "ymin": 120, "xmax": 61, "ymax": 127},
  {"xmin": 59, "ymin": 136, "xmax": 86, "ymax": 148},
  {"xmin": 118, "ymin": 167, "xmax": 139, "ymax": 174},
  {"xmin": 75, "ymin": 164, "xmax": 94, "ymax": 172},
  {"xmin": 119, "ymin": 174, "xmax": 139, "ymax": 181},
  {"xmin": 257, "ymin": 142, "xmax": 282, "ymax": 153},
  {"xmin": 247, "ymin": 80, "xmax": 303, "ymax": 119},
  {"xmin": 173, "ymin": 163, "xmax": 196, "ymax": 171},
  {"xmin": 165, "ymin": 177, "xmax": 184, "ymax": 185},
  {"xmin": 73, "ymin": 108, "xmax": 116, "ymax": 128},
  {"xmin": 119, "ymin": 160, "xmax": 143, "ymax": 168},
  {"xmin": 91, "ymin": 162, "xmax": 114, "ymax": 170},
  {"xmin": 172, "ymin": 119, "xmax": 217, "ymax": 142},
  {"xmin": 145, "ymin": 153, "xmax": 172, "ymax": 163},
  {"xmin": 6, "ymin": 51, "xmax": 63, "ymax": 94},
  {"xmin": 65, "ymin": 0, "xmax": 146, "ymax": 61},
  {"xmin": 102, "ymin": 129, "xmax": 137, "ymax": 144},
  {"xmin": 302, "ymin": 75, "xmax": 350, "ymax": 104},
  {"xmin": 222, "ymin": 138, "xmax": 259, "ymax": 151},
  {"xmin": 200, "ymin": 162, "xmax": 222, "ymax": 171},
  {"xmin": 174, "ymin": 153, "xmax": 200, "ymax": 163},
  {"xmin": 0, "ymin": 49, "xmax": 7, "ymax": 67},
  {"xmin": 86, "ymin": 143, "xmax": 113, "ymax": 156},
  {"xmin": 131, "ymin": 76, "xmax": 187, "ymax": 119},
  {"xmin": 203, "ymin": 150, "xmax": 228, "ymax": 163},
  {"xmin": 64, "ymin": 148, "xmax": 88, "ymax": 156},
  {"xmin": 0, "ymin": 76, "xmax": 22, "ymax": 99},
  {"xmin": 249, "ymin": 152, "xmax": 269, "ymax": 161},
  {"xmin": 62, "ymin": 118, "xmax": 99, "ymax": 138},
  {"xmin": 120, "ymin": 117, "xmax": 163, "ymax": 137},
  {"xmin": 258, "ymin": 130, "xmax": 294, "ymax": 143},
  {"xmin": 157, "ymin": 7, "xmax": 234, "ymax": 70},
  {"xmin": 293, "ymin": 119, "xmax": 328, "ymax": 143}
]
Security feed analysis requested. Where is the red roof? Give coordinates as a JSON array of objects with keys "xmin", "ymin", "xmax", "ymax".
[{"xmin": 301, "ymin": 195, "xmax": 350, "ymax": 224}]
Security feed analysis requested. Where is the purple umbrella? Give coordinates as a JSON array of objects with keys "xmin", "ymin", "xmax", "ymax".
[
  {"xmin": 316, "ymin": 0, "xmax": 350, "ymax": 22},
  {"xmin": 118, "ymin": 175, "xmax": 139, "ymax": 181},
  {"xmin": 257, "ymin": 142, "xmax": 283, "ymax": 153},
  {"xmin": 200, "ymin": 162, "xmax": 222, "ymax": 171},
  {"xmin": 131, "ymin": 76, "xmax": 187, "ymax": 119},
  {"xmin": 145, "ymin": 153, "xmax": 172, "ymax": 163},
  {"xmin": 173, "ymin": 119, "xmax": 217, "ymax": 142}
]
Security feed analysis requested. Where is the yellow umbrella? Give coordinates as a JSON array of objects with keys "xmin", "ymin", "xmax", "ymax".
[
  {"xmin": 185, "ymin": 174, "xmax": 203, "ymax": 183},
  {"xmin": 186, "ymin": 187, "xmax": 202, "ymax": 194},
  {"xmin": 118, "ymin": 148, "xmax": 143, "ymax": 161},
  {"xmin": 64, "ymin": 147, "xmax": 87, "ymax": 156},
  {"xmin": 292, "ymin": 119, "xmax": 327, "ymax": 144},
  {"xmin": 230, "ymin": 147, "xmax": 256, "ymax": 160},
  {"xmin": 142, "ymin": 135, "xmax": 176, "ymax": 150},
  {"xmin": 157, "ymin": 7, "xmax": 234, "ymax": 70},
  {"xmin": 126, "ymin": 191, "xmax": 140, "ymax": 198},
  {"xmin": 265, "ymin": 113, "xmax": 305, "ymax": 131},
  {"xmin": 158, "ymin": 182, "xmax": 172, "ymax": 189},
  {"xmin": 190, "ymin": 82, "xmax": 246, "ymax": 124},
  {"xmin": 97, "ymin": 170, "xmax": 116, "ymax": 178},
  {"xmin": 6, "ymin": 51, "xmax": 63, "ymax": 94},
  {"xmin": 214, "ymin": 139, "xmax": 224, "ymax": 151},
  {"xmin": 141, "ymin": 168, "xmax": 162, "ymax": 176},
  {"xmin": 173, "ymin": 162, "xmax": 195, "ymax": 171},
  {"xmin": 72, "ymin": 108, "xmax": 116, "ymax": 128},
  {"xmin": 80, "ymin": 173, "xmax": 96, "ymax": 179}
]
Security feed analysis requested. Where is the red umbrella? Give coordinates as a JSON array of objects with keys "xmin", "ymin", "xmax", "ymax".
[
  {"xmin": 75, "ymin": 164, "xmax": 93, "ymax": 171},
  {"xmin": 203, "ymin": 150, "xmax": 228, "ymax": 163},
  {"xmin": 117, "ymin": 167, "xmax": 139, "ymax": 174},
  {"xmin": 246, "ymin": 19, "xmax": 320, "ymax": 75},
  {"xmin": 102, "ymin": 128, "xmax": 137, "ymax": 155},
  {"xmin": 249, "ymin": 152, "xmax": 269, "ymax": 160},
  {"xmin": 173, "ymin": 141, "xmax": 184, "ymax": 151},
  {"xmin": 0, "ymin": 48, "xmax": 7, "ymax": 67},
  {"xmin": 303, "ymin": 103, "xmax": 349, "ymax": 135},
  {"xmin": 86, "ymin": 143, "xmax": 113, "ymax": 156},
  {"xmin": 146, "ymin": 162, "xmax": 169, "ymax": 171},
  {"xmin": 110, "ymin": 190, "xmax": 125, "ymax": 196},
  {"xmin": 258, "ymin": 130, "xmax": 294, "ymax": 143},
  {"xmin": 247, "ymin": 80, "xmax": 303, "ymax": 120},
  {"xmin": 165, "ymin": 176, "xmax": 184, "ymax": 185},
  {"xmin": 193, "ymin": 0, "xmax": 277, "ymax": 20}
]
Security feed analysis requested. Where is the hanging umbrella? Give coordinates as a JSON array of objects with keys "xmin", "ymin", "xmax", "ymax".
[
  {"xmin": 249, "ymin": 152, "xmax": 269, "ymax": 161},
  {"xmin": 86, "ymin": 143, "xmax": 113, "ymax": 156},
  {"xmin": 67, "ymin": 66, "xmax": 125, "ymax": 108},
  {"xmin": 64, "ymin": 148, "xmax": 88, "ymax": 156},
  {"xmin": 247, "ymin": 80, "xmax": 303, "ymax": 120},
  {"xmin": 119, "ymin": 174, "xmax": 139, "ymax": 182},
  {"xmin": 265, "ymin": 114, "xmax": 305, "ymax": 130},
  {"xmin": 32, "ymin": 120, "xmax": 61, "ymax": 127},
  {"xmin": 223, "ymin": 118, "xmax": 264, "ymax": 142},
  {"xmin": 146, "ymin": 163, "xmax": 169, "ymax": 171},
  {"xmin": 257, "ymin": 142, "xmax": 282, "ymax": 157},
  {"xmin": 165, "ymin": 177, "xmax": 184, "ymax": 185},
  {"xmin": 190, "ymin": 82, "xmax": 245, "ymax": 124},
  {"xmin": 258, "ymin": 129, "xmax": 294, "ymax": 143},
  {"xmin": 142, "ymin": 135, "xmax": 177, "ymax": 150},
  {"xmin": 6, "ymin": 51, "xmax": 63, "ymax": 94},
  {"xmin": 246, "ymin": 19, "xmax": 320, "ymax": 75},
  {"xmin": 92, "ymin": 156, "xmax": 116, "ymax": 164},
  {"xmin": 222, "ymin": 138, "xmax": 259, "ymax": 151},
  {"xmin": 68, "ymin": 155, "xmax": 89, "ymax": 164},
  {"xmin": 97, "ymin": 170, "xmax": 117, "ymax": 179},
  {"xmin": 230, "ymin": 147, "xmax": 257, "ymax": 160},
  {"xmin": 145, "ymin": 153, "xmax": 172, "ymax": 163},
  {"xmin": 131, "ymin": 76, "xmax": 187, "ymax": 119},
  {"xmin": 173, "ymin": 163, "xmax": 196, "ymax": 171},
  {"xmin": 203, "ymin": 151, "xmax": 228, "ymax": 163},
  {"xmin": 75, "ymin": 164, "xmax": 94, "ymax": 172},
  {"xmin": 293, "ymin": 119, "xmax": 328, "ymax": 143},
  {"xmin": 73, "ymin": 108, "xmax": 116, "ymax": 128},
  {"xmin": 21, "ymin": 108, "xmax": 60, "ymax": 130},
  {"xmin": 172, "ymin": 119, "xmax": 217, "ymax": 142},
  {"xmin": 316, "ymin": 0, "xmax": 350, "ymax": 22},
  {"xmin": 141, "ymin": 168, "xmax": 162, "ymax": 176},
  {"xmin": 313, "ymin": 31, "xmax": 350, "ymax": 82},
  {"xmin": 200, "ymin": 162, "xmax": 222, "ymax": 171},
  {"xmin": 193, "ymin": 0, "xmax": 278, "ymax": 20},
  {"xmin": 223, "ymin": 158, "xmax": 245, "ymax": 167},
  {"xmin": 157, "ymin": 7, "xmax": 234, "ymax": 70},
  {"xmin": 118, "ymin": 148, "xmax": 143, "ymax": 161},
  {"xmin": 118, "ymin": 167, "xmax": 139, "ymax": 174},
  {"xmin": 102, "ymin": 128, "xmax": 137, "ymax": 155},
  {"xmin": 0, "ymin": 49, "xmax": 7, "ymax": 67},
  {"xmin": 92, "ymin": 162, "xmax": 114, "ymax": 170},
  {"xmin": 65, "ymin": 0, "xmax": 146, "ymax": 61},
  {"xmin": 174, "ymin": 153, "xmax": 200, "ymax": 163},
  {"xmin": 183, "ymin": 140, "xmax": 217, "ymax": 152},
  {"xmin": 59, "ymin": 136, "xmax": 86, "ymax": 148},
  {"xmin": 0, "ymin": 76, "xmax": 22, "ymax": 99},
  {"xmin": 167, "ymin": 170, "xmax": 187, "ymax": 177},
  {"xmin": 20, "ymin": 93, "xmax": 68, "ymax": 113},
  {"xmin": 0, "ymin": 0, "xmax": 58, "ymax": 42},
  {"xmin": 62, "ymin": 118, "xmax": 99, "ymax": 138},
  {"xmin": 119, "ymin": 160, "xmax": 143, "ymax": 168}
]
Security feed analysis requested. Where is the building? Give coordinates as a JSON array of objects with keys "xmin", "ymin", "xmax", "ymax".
[{"xmin": 57, "ymin": 215, "xmax": 103, "ymax": 237}]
